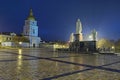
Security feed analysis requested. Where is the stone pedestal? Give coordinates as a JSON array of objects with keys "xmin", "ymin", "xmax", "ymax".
[{"xmin": 74, "ymin": 33, "xmax": 83, "ymax": 41}]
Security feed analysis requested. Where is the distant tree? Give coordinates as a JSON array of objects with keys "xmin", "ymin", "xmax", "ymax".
[
  {"xmin": 12, "ymin": 36, "xmax": 29, "ymax": 42},
  {"xmin": 11, "ymin": 36, "xmax": 29, "ymax": 47},
  {"xmin": 115, "ymin": 39, "xmax": 120, "ymax": 52},
  {"xmin": 97, "ymin": 38, "xmax": 114, "ymax": 49}
]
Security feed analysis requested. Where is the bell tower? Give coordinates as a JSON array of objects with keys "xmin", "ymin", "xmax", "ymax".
[
  {"xmin": 23, "ymin": 9, "xmax": 38, "ymax": 37},
  {"xmin": 23, "ymin": 9, "xmax": 41, "ymax": 47}
]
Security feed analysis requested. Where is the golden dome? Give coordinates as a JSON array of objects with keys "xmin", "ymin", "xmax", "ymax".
[{"xmin": 27, "ymin": 9, "xmax": 35, "ymax": 20}]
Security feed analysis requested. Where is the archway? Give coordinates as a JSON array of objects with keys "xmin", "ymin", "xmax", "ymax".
[{"xmin": 33, "ymin": 43, "xmax": 35, "ymax": 48}]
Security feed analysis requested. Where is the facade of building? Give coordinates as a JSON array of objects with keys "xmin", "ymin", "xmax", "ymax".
[
  {"xmin": 0, "ymin": 32, "xmax": 29, "ymax": 47},
  {"xmin": 0, "ymin": 32, "xmax": 15, "ymax": 47}
]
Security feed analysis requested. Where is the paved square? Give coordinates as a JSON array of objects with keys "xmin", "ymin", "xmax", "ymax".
[{"xmin": 0, "ymin": 48, "xmax": 119, "ymax": 80}]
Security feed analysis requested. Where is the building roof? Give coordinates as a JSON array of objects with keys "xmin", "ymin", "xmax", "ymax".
[
  {"xmin": 0, "ymin": 32, "xmax": 23, "ymax": 36},
  {"xmin": 0, "ymin": 32, "xmax": 16, "ymax": 35}
]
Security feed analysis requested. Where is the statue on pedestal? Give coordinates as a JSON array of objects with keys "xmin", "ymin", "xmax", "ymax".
[{"xmin": 75, "ymin": 19, "xmax": 83, "ymax": 41}]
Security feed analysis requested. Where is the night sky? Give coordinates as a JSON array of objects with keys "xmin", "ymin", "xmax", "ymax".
[{"xmin": 0, "ymin": 0, "xmax": 120, "ymax": 41}]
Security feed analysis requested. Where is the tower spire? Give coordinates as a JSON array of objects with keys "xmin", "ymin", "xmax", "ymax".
[
  {"xmin": 30, "ymin": 9, "xmax": 33, "ymax": 16},
  {"xmin": 27, "ymin": 8, "xmax": 35, "ymax": 20}
]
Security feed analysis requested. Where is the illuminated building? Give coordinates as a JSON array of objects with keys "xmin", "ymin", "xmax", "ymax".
[
  {"xmin": 0, "ymin": 9, "xmax": 41, "ymax": 47},
  {"xmin": 23, "ymin": 9, "xmax": 41, "ymax": 47},
  {"xmin": 0, "ymin": 32, "xmax": 29, "ymax": 47}
]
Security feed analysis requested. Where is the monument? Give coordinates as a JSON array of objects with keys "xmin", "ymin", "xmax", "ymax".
[
  {"xmin": 74, "ymin": 19, "xmax": 83, "ymax": 41},
  {"xmin": 69, "ymin": 33, "xmax": 74, "ymax": 42},
  {"xmin": 69, "ymin": 19, "xmax": 97, "ymax": 53},
  {"xmin": 92, "ymin": 29, "xmax": 97, "ymax": 41}
]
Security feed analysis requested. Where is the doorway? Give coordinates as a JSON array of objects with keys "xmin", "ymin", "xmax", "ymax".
[{"xmin": 33, "ymin": 43, "xmax": 35, "ymax": 48}]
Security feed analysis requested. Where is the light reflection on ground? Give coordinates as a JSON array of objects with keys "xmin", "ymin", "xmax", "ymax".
[{"xmin": 0, "ymin": 48, "xmax": 119, "ymax": 80}]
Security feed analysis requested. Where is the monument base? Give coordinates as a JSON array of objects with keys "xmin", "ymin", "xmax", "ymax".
[
  {"xmin": 69, "ymin": 41, "xmax": 97, "ymax": 53},
  {"xmin": 74, "ymin": 33, "xmax": 83, "ymax": 41}
]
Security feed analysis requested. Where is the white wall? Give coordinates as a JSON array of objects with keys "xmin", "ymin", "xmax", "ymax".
[
  {"xmin": 1, "ymin": 42, "xmax": 14, "ymax": 46},
  {"xmin": 19, "ymin": 42, "xmax": 29, "ymax": 47},
  {"xmin": 1, "ymin": 42, "xmax": 29, "ymax": 47}
]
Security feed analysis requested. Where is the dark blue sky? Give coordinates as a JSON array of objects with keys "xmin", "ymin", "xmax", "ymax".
[{"xmin": 0, "ymin": 0, "xmax": 120, "ymax": 41}]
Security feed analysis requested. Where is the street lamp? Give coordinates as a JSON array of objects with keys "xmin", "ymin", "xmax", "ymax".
[{"xmin": 19, "ymin": 42, "xmax": 22, "ymax": 44}]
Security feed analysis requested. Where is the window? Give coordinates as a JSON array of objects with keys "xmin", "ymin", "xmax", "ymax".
[
  {"xmin": 33, "ymin": 29, "xmax": 35, "ymax": 34},
  {"xmin": 6, "ymin": 37, "xmax": 9, "ymax": 41},
  {"xmin": 9, "ymin": 38, "xmax": 11, "ymax": 41}
]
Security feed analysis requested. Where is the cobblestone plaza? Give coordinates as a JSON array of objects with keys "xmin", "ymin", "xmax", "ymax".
[{"xmin": 0, "ymin": 48, "xmax": 119, "ymax": 80}]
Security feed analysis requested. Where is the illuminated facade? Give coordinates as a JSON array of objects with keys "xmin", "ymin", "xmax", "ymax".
[
  {"xmin": 23, "ymin": 9, "xmax": 38, "ymax": 37},
  {"xmin": 0, "ymin": 32, "xmax": 29, "ymax": 47},
  {"xmin": 0, "ymin": 32, "xmax": 16, "ymax": 46}
]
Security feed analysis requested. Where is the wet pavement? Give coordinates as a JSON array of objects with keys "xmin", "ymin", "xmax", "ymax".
[{"xmin": 0, "ymin": 48, "xmax": 119, "ymax": 80}]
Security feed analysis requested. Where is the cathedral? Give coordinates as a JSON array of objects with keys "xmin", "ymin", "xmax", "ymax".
[{"xmin": 0, "ymin": 9, "xmax": 41, "ymax": 48}]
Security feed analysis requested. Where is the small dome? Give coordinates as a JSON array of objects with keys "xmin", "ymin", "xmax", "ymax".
[
  {"xmin": 27, "ymin": 16, "xmax": 35, "ymax": 20},
  {"xmin": 27, "ymin": 9, "xmax": 35, "ymax": 20}
]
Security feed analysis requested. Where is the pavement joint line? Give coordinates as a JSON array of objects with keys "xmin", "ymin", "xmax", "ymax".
[
  {"xmin": 43, "ymin": 58, "xmax": 120, "ymax": 73},
  {"xmin": 0, "ymin": 58, "xmax": 40, "ymax": 62},
  {"xmin": 98, "ymin": 61, "xmax": 120, "ymax": 67},
  {"xmin": 1, "ymin": 51, "xmax": 120, "ymax": 73},
  {"xmin": 42, "ymin": 68, "xmax": 93, "ymax": 80}
]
